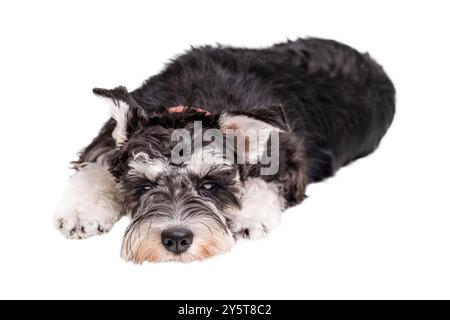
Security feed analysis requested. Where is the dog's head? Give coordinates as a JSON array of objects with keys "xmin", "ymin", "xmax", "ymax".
[{"xmin": 94, "ymin": 86, "xmax": 291, "ymax": 263}]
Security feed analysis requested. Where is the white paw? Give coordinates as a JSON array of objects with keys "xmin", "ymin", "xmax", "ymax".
[
  {"xmin": 230, "ymin": 217, "xmax": 279, "ymax": 240},
  {"xmin": 54, "ymin": 201, "xmax": 120, "ymax": 239},
  {"xmin": 229, "ymin": 178, "xmax": 284, "ymax": 240},
  {"xmin": 54, "ymin": 163, "xmax": 122, "ymax": 240}
]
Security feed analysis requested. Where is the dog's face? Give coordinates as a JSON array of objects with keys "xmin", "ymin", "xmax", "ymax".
[
  {"xmin": 94, "ymin": 87, "xmax": 288, "ymax": 263},
  {"xmin": 118, "ymin": 131, "xmax": 243, "ymax": 263}
]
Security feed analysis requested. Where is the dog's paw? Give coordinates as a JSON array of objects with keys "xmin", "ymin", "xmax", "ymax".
[
  {"xmin": 54, "ymin": 162, "xmax": 122, "ymax": 239},
  {"xmin": 231, "ymin": 223, "xmax": 271, "ymax": 240},
  {"xmin": 229, "ymin": 178, "xmax": 284, "ymax": 240},
  {"xmin": 54, "ymin": 202, "xmax": 120, "ymax": 239}
]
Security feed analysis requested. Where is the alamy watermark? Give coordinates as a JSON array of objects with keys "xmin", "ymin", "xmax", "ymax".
[{"xmin": 170, "ymin": 121, "xmax": 280, "ymax": 175}]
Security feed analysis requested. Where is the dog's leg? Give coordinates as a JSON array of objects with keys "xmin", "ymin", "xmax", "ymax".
[
  {"xmin": 229, "ymin": 178, "xmax": 285, "ymax": 240},
  {"xmin": 54, "ymin": 160, "xmax": 123, "ymax": 239}
]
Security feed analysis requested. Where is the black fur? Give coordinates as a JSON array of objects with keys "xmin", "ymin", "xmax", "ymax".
[{"xmin": 80, "ymin": 37, "xmax": 395, "ymax": 206}]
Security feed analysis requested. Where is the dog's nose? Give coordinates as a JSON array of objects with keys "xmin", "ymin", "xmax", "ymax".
[{"xmin": 161, "ymin": 228, "xmax": 193, "ymax": 254}]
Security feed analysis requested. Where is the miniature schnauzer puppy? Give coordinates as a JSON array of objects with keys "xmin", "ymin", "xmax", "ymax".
[{"xmin": 54, "ymin": 38, "xmax": 395, "ymax": 263}]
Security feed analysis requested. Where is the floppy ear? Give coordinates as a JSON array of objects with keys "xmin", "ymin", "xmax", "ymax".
[
  {"xmin": 219, "ymin": 106, "xmax": 289, "ymax": 163},
  {"xmin": 93, "ymin": 86, "xmax": 148, "ymax": 147}
]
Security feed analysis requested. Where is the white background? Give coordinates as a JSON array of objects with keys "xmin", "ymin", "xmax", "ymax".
[{"xmin": 0, "ymin": 0, "xmax": 449, "ymax": 299}]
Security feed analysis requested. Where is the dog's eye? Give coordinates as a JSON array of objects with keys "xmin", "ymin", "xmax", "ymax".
[
  {"xmin": 200, "ymin": 182, "xmax": 217, "ymax": 191},
  {"xmin": 140, "ymin": 182, "xmax": 157, "ymax": 192}
]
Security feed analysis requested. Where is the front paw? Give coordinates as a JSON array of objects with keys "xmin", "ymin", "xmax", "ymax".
[
  {"xmin": 54, "ymin": 199, "xmax": 121, "ymax": 240},
  {"xmin": 231, "ymin": 223, "xmax": 271, "ymax": 240},
  {"xmin": 229, "ymin": 178, "xmax": 284, "ymax": 240}
]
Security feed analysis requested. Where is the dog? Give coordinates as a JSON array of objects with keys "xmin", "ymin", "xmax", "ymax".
[{"xmin": 54, "ymin": 38, "xmax": 395, "ymax": 263}]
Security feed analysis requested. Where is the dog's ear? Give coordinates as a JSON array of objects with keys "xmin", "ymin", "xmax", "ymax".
[
  {"xmin": 93, "ymin": 86, "xmax": 148, "ymax": 147},
  {"xmin": 219, "ymin": 106, "xmax": 289, "ymax": 163}
]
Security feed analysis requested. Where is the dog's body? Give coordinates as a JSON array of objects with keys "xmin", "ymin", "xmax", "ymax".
[{"xmin": 55, "ymin": 38, "xmax": 395, "ymax": 263}]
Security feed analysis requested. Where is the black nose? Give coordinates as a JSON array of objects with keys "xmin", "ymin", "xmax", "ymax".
[{"xmin": 161, "ymin": 228, "xmax": 193, "ymax": 254}]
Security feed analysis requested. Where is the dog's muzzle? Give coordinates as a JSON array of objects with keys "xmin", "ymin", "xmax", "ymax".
[{"xmin": 161, "ymin": 228, "xmax": 193, "ymax": 254}]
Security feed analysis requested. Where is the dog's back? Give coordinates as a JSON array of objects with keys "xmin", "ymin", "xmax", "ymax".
[
  {"xmin": 271, "ymin": 38, "xmax": 396, "ymax": 181},
  {"xmin": 131, "ymin": 38, "xmax": 395, "ymax": 183}
]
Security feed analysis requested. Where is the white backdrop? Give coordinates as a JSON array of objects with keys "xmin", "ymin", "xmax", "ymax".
[{"xmin": 0, "ymin": 0, "xmax": 449, "ymax": 299}]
